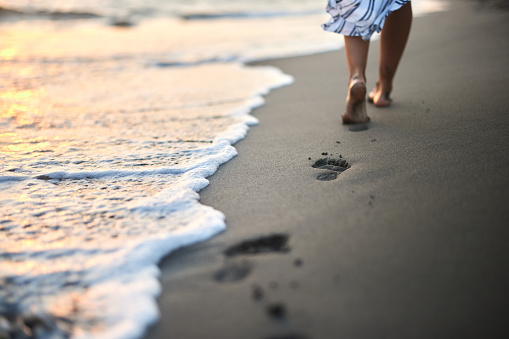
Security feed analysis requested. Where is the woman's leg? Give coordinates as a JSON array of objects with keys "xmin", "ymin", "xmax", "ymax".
[
  {"xmin": 369, "ymin": 2, "xmax": 413, "ymax": 107},
  {"xmin": 343, "ymin": 36, "xmax": 370, "ymax": 124}
]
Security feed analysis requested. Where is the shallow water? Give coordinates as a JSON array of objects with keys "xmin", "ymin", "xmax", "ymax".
[
  {"xmin": 0, "ymin": 29, "xmax": 292, "ymax": 338},
  {"xmin": 0, "ymin": 1, "xmax": 448, "ymax": 338}
]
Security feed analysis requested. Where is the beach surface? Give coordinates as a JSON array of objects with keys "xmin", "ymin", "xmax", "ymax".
[{"xmin": 146, "ymin": 1, "xmax": 509, "ymax": 338}]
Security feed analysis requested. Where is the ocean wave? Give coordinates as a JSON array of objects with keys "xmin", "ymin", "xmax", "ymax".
[
  {"xmin": 0, "ymin": 6, "xmax": 102, "ymax": 21},
  {"xmin": 178, "ymin": 9, "xmax": 323, "ymax": 21}
]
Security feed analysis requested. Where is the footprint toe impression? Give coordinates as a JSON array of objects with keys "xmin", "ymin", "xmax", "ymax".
[{"xmin": 311, "ymin": 155, "xmax": 350, "ymax": 181}]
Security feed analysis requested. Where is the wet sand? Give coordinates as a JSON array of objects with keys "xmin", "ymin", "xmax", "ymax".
[{"xmin": 145, "ymin": 1, "xmax": 509, "ymax": 338}]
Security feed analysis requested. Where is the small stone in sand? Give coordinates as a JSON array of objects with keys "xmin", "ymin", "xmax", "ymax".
[
  {"xmin": 266, "ymin": 303, "xmax": 286, "ymax": 320},
  {"xmin": 252, "ymin": 285, "xmax": 264, "ymax": 301}
]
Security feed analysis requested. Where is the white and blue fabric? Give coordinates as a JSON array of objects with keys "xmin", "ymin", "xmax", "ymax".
[{"xmin": 322, "ymin": 0, "xmax": 411, "ymax": 40}]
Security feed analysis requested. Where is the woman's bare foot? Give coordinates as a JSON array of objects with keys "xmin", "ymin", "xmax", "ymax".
[
  {"xmin": 342, "ymin": 79, "xmax": 369, "ymax": 124},
  {"xmin": 368, "ymin": 82, "xmax": 392, "ymax": 107}
]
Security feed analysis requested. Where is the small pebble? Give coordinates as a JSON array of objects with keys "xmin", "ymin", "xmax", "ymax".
[
  {"xmin": 252, "ymin": 285, "xmax": 264, "ymax": 301},
  {"xmin": 266, "ymin": 303, "xmax": 286, "ymax": 320}
]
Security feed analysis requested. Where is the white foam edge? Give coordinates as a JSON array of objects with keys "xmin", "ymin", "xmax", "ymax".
[
  {"xmin": 69, "ymin": 60, "xmax": 295, "ymax": 339},
  {"xmin": 0, "ymin": 62, "xmax": 290, "ymax": 338},
  {"xmin": 74, "ymin": 203, "xmax": 226, "ymax": 339},
  {"xmin": 0, "ymin": 175, "xmax": 31, "ymax": 182}
]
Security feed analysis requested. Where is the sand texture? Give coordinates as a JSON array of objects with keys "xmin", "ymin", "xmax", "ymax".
[{"xmin": 146, "ymin": 1, "xmax": 509, "ymax": 338}]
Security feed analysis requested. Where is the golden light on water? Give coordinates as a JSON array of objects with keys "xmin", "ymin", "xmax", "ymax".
[
  {"xmin": 0, "ymin": 87, "xmax": 47, "ymax": 155},
  {"xmin": 1, "ymin": 89, "xmax": 42, "ymax": 123},
  {"xmin": 2, "ymin": 89, "xmax": 34, "ymax": 100},
  {"xmin": 0, "ymin": 47, "xmax": 16, "ymax": 60},
  {"xmin": 2, "ymin": 141, "xmax": 51, "ymax": 154}
]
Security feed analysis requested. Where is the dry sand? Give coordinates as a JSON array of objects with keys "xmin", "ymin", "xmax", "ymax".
[{"xmin": 146, "ymin": 1, "xmax": 509, "ymax": 338}]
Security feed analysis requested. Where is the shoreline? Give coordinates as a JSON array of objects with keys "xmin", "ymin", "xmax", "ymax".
[{"xmin": 146, "ymin": 0, "xmax": 509, "ymax": 338}]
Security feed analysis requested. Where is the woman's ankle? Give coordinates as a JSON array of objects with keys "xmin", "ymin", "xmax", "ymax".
[
  {"xmin": 349, "ymin": 73, "xmax": 366, "ymax": 85},
  {"xmin": 369, "ymin": 81, "xmax": 393, "ymax": 107}
]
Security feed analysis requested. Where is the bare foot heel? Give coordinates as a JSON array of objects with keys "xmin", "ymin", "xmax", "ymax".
[{"xmin": 342, "ymin": 80, "xmax": 369, "ymax": 124}]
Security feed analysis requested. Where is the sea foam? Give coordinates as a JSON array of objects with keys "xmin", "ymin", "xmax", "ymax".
[{"xmin": 1, "ymin": 58, "xmax": 292, "ymax": 339}]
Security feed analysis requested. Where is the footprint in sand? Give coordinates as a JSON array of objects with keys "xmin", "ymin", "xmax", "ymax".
[
  {"xmin": 311, "ymin": 155, "xmax": 350, "ymax": 181},
  {"xmin": 214, "ymin": 260, "xmax": 253, "ymax": 283},
  {"xmin": 216, "ymin": 234, "xmax": 308, "ymax": 334},
  {"xmin": 214, "ymin": 234, "xmax": 290, "ymax": 283},
  {"xmin": 224, "ymin": 234, "xmax": 290, "ymax": 257}
]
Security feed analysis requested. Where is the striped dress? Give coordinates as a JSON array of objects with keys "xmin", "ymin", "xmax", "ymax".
[{"xmin": 322, "ymin": 0, "xmax": 411, "ymax": 40}]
